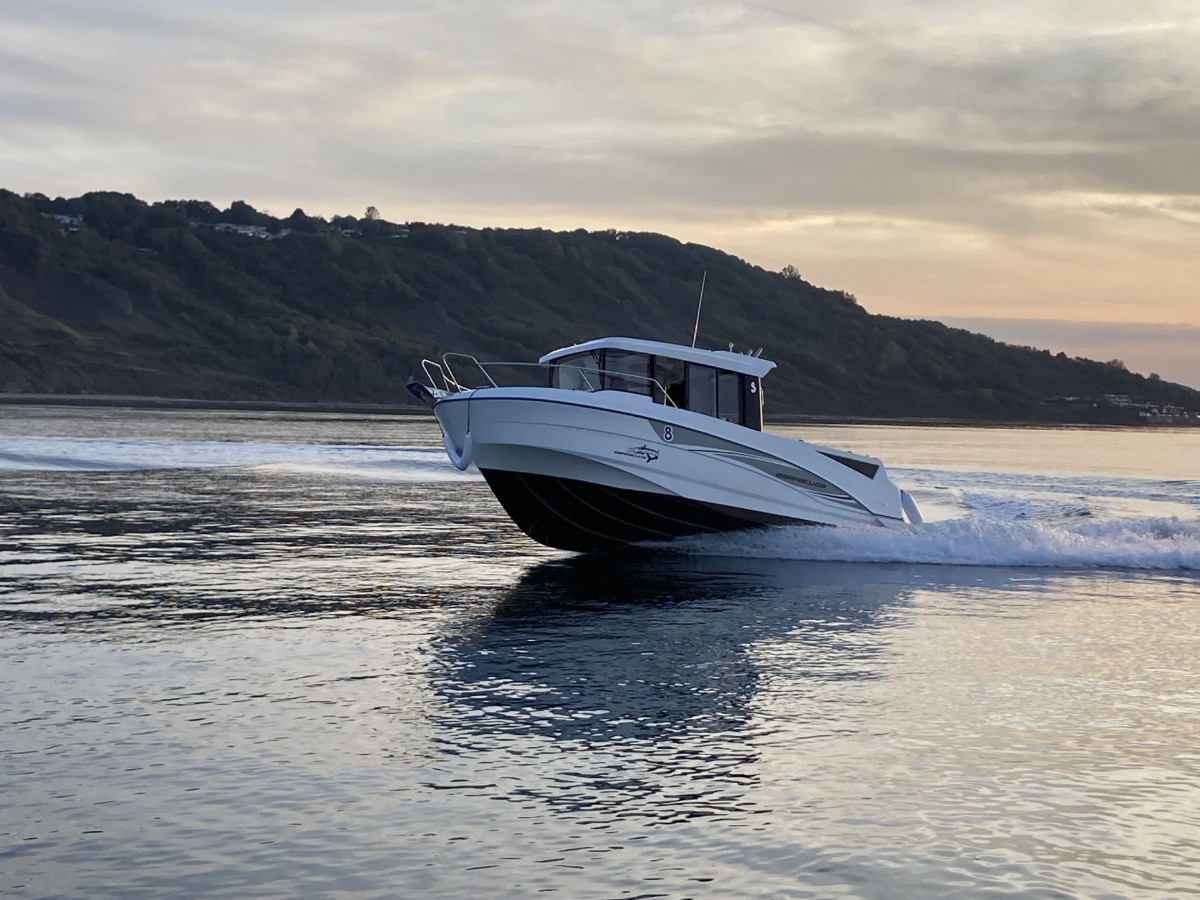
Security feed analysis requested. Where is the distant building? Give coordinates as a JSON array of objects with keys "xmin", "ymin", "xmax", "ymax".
[
  {"xmin": 1099, "ymin": 393, "xmax": 1197, "ymax": 424},
  {"xmin": 41, "ymin": 213, "xmax": 84, "ymax": 232},
  {"xmin": 206, "ymin": 223, "xmax": 289, "ymax": 240}
]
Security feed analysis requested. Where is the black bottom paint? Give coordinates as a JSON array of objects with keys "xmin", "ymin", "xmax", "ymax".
[{"xmin": 481, "ymin": 468, "xmax": 815, "ymax": 553}]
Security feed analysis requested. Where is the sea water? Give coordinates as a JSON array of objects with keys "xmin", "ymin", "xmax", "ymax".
[{"xmin": 1, "ymin": 407, "xmax": 1198, "ymax": 898}]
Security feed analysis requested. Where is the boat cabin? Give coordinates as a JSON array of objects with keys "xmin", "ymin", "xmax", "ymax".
[{"xmin": 540, "ymin": 337, "xmax": 775, "ymax": 431}]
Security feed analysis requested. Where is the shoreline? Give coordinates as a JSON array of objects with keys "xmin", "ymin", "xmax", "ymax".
[{"xmin": 2, "ymin": 393, "xmax": 1194, "ymax": 427}]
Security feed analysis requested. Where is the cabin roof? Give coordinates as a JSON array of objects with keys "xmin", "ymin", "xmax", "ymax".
[{"xmin": 539, "ymin": 336, "xmax": 777, "ymax": 378}]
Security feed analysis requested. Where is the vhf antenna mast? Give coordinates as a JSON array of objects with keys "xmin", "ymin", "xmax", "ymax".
[{"xmin": 690, "ymin": 270, "xmax": 707, "ymax": 348}]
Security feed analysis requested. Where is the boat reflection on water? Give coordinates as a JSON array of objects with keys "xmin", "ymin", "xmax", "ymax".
[
  {"xmin": 425, "ymin": 555, "xmax": 916, "ymax": 823},
  {"xmin": 432, "ymin": 554, "xmax": 918, "ymax": 741}
]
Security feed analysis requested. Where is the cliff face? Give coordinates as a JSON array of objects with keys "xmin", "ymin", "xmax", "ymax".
[{"xmin": 2, "ymin": 189, "xmax": 1197, "ymax": 421}]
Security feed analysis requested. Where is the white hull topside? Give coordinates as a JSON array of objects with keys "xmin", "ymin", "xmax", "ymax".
[{"xmin": 433, "ymin": 386, "xmax": 908, "ymax": 535}]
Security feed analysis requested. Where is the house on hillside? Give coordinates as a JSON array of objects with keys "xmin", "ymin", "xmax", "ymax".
[
  {"xmin": 41, "ymin": 213, "xmax": 84, "ymax": 232},
  {"xmin": 206, "ymin": 223, "xmax": 291, "ymax": 240}
]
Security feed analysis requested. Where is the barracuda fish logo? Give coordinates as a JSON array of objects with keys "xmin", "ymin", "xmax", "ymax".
[{"xmin": 614, "ymin": 445, "xmax": 659, "ymax": 463}]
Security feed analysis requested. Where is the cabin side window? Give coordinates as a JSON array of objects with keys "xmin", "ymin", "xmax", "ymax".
[
  {"xmin": 718, "ymin": 371, "xmax": 741, "ymax": 423},
  {"xmin": 682, "ymin": 364, "xmax": 762, "ymax": 429},
  {"xmin": 685, "ymin": 364, "xmax": 717, "ymax": 417},
  {"xmin": 654, "ymin": 357, "xmax": 686, "ymax": 407},
  {"xmin": 603, "ymin": 350, "xmax": 653, "ymax": 395}
]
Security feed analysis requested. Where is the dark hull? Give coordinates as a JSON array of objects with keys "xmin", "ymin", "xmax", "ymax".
[{"xmin": 480, "ymin": 468, "xmax": 815, "ymax": 553}]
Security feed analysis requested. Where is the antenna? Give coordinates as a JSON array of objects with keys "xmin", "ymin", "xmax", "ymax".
[{"xmin": 690, "ymin": 270, "xmax": 707, "ymax": 348}]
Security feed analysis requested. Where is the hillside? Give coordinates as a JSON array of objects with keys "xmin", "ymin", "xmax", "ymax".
[{"xmin": 2, "ymin": 188, "xmax": 1197, "ymax": 423}]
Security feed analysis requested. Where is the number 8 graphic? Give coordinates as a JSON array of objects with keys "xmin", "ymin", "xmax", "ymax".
[{"xmin": 663, "ymin": 426, "xmax": 674, "ymax": 442}]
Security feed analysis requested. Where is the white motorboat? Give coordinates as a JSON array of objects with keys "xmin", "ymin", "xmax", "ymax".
[{"xmin": 408, "ymin": 336, "xmax": 922, "ymax": 552}]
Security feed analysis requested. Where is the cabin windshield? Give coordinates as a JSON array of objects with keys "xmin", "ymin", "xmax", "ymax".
[
  {"xmin": 549, "ymin": 350, "xmax": 602, "ymax": 391},
  {"xmin": 550, "ymin": 348, "xmax": 763, "ymax": 430}
]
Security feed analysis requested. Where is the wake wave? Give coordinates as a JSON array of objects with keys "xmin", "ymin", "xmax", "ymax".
[
  {"xmin": 897, "ymin": 467, "xmax": 1200, "ymax": 511},
  {"xmin": 0, "ymin": 436, "xmax": 476, "ymax": 482},
  {"xmin": 665, "ymin": 516, "xmax": 1200, "ymax": 570},
  {"xmin": 956, "ymin": 490, "xmax": 1101, "ymax": 523}
]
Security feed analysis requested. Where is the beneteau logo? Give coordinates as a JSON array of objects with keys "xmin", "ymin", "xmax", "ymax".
[{"xmin": 615, "ymin": 445, "xmax": 659, "ymax": 463}]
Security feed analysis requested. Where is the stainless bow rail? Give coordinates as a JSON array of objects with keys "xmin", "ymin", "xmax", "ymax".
[{"xmin": 417, "ymin": 353, "xmax": 680, "ymax": 407}]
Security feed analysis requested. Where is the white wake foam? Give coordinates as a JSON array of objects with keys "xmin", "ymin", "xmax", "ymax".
[
  {"xmin": 0, "ymin": 436, "xmax": 476, "ymax": 482},
  {"xmin": 665, "ymin": 516, "xmax": 1200, "ymax": 570}
]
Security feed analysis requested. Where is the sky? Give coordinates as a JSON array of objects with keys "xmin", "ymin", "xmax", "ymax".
[{"xmin": 3, "ymin": 0, "xmax": 1198, "ymax": 387}]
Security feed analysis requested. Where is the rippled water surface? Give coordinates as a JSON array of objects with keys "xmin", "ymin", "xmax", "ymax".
[{"xmin": 2, "ymin": 408, "xmax": 1199, "ymax": 898}]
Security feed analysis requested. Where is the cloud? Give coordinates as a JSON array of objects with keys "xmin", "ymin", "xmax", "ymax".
[{"xmin": 2, "ymin": 0, "xmax": 1198, "ymax": 327}]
